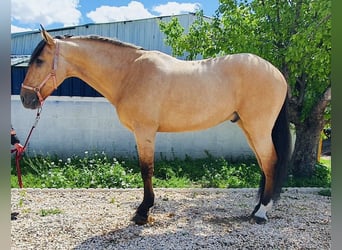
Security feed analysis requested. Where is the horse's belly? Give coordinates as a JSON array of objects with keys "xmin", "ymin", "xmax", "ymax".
[{"xmin": 157, "ymin": 110, "xmax": 235, "ymax": 132}]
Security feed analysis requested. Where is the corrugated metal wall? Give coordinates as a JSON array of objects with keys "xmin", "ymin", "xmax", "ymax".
[{"xmin": 11, "ymin": 14, "xmax": 206, "ymax": 97}]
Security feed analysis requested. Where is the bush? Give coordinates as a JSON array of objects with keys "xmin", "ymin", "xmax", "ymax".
[{"xmin": 285, "ymin": 163, "xmax": 331, "ymax": 188}]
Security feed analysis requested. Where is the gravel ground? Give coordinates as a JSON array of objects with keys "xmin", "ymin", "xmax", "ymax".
[{"xmin": 11, "ymin": 188, "xmax": 331, "ymax": 249}]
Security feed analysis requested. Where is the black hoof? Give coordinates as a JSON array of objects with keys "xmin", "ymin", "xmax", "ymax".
[
  {"xmin": 250, "ymin": 215, "xmax": 267, "ymax": 224},
  {"xmin": 132, "ymin": 212, "xmax": 154, "ymax": 225}
]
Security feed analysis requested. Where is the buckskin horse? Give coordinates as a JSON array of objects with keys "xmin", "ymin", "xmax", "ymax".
[{"xmin": 20, "ymin": 27, "xmax": 291, "ymax": 224}]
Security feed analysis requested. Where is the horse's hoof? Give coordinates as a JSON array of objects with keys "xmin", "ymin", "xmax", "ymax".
[
  {"xmin": 132, "ymin": 212, "xmax": 154, "ymax": 225},
  {"xmin": 250, "ymin": 215, "xmax": 267, "ymax": 224}
]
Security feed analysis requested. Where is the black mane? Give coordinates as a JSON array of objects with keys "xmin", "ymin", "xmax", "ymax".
[
  {"xmin": 29, "ymin": 34, "xmax": 143, "ymax": 65},
  {"xmin": 29, "ymin": 39, "xmax": 46, "ymax": 65}
]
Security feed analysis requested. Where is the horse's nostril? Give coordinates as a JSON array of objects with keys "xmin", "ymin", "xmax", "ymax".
[{"xmin": 20, "ymin": 95, "xmax": 25, "ymax": 104}]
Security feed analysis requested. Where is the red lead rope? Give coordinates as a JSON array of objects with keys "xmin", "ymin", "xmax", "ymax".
[{"xmin": 11, "ymin": 106, "xmax": 43, "ymax": 188}]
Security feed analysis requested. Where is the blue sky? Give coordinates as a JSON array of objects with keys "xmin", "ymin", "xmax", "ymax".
[{"xmin": 11, "ymin": 0, "xmax": 220, "ymax": 33}]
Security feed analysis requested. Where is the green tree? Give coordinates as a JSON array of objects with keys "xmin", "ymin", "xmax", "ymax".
[{"xmin": 159, "ymin": 0, "xmax": 331, "ymax": 178}]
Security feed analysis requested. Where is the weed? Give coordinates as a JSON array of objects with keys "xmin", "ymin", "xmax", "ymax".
[
  {"xmin": 18, "ymin": 190, "xmax": 27, "ymax": 208},
  {"xmin": 39, "ymin": 208, "xmax": 63, "ymax": 217},
  {"xmin": 21, "ymin": 208, "xmax": 31, "ymax": 214}
]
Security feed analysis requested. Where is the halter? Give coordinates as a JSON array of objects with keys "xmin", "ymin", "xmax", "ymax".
[{"xmin": 21, "ymin": 40, "xmax": 59, "ymax": 105}]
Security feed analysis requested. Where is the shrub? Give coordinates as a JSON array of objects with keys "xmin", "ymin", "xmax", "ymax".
[{"xmin": 285, "ymin": 163, "xmax": 331, "ymax": 188}]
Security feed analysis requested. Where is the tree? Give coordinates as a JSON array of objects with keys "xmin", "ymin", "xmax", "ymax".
[{"xmin": 159, "ymin": 0, "xmax": 331, "ymax": 178}]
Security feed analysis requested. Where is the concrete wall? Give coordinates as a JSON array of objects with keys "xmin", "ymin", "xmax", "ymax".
[{"xmin": 11, "ymin": 95, "xmax": 253, "ymax": 159}]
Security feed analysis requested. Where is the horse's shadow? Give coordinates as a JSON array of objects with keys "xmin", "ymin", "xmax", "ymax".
[{"xmin": 72, "ymin": 211, "xmax": 251, "ymax": 249}]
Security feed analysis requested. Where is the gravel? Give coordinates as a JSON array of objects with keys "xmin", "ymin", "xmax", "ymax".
[{"xmin": 11, "ymin": 188, "xmax": 331, "ymax": 249}]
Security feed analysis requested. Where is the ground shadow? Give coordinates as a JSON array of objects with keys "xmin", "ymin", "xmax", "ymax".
[{"xmin": 73, "ymin": 213, "xmax": 250, "ymax": 249}]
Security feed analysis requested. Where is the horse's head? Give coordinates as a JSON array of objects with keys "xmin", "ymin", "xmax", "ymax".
[{"xmin": 20, "ymin": 26, "xmax": 62, "ymax": 109}]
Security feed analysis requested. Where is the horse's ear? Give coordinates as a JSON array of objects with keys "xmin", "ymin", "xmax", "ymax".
[{"xmin": 40, "ymin": 24, "xmax": 55, "ymax": 46}]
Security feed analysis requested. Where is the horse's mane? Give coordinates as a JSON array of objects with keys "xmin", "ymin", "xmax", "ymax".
[
  {"xmin": 77, "ymin": 35, "xmax": 144, "ymax": 50},
  {"xmin": 29, "ymin": 40, "xmax": 46, "ymax": 65},
  {"xmin": 29, "ymin": 34, "xmax": 144, "ymax": 65}
]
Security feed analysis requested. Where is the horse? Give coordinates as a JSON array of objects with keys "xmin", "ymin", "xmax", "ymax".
[{"xmin": 20, "ymin": 27, "xmax": 291, "ymax": 225}]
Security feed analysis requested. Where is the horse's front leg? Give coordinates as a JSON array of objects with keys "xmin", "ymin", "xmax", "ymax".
[{"xmin": 132, "ymin": 127, "xmax": 156, "ymax": 225}]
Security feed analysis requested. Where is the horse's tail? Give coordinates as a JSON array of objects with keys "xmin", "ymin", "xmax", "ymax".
[{"xmin": 271, "ymin": 93, "xmax": 291, "ymax": 200}]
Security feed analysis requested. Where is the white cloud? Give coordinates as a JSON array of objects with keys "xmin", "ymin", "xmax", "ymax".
[
  {"xmin": 86, "ymin": 1, "xmax": 154, "ymax": 23},
  {"xmin": 152, "ymin": 2, "xmax": 201, "ymax": 16},
  {"xmin": 86, "ymin": 1, "xmax": 202, "ymax": 23},
  {"xmin": 11, "ymin": 25, "xmax": 32, "ymax": 33},
  {"xmin": 11, "ymin": 0, "xmax": 81, "ymax": 27}
]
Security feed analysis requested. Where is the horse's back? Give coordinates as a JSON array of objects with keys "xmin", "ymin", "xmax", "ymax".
[{"xmin": 144, "ymin": 52, "xmax": 287, "ymax": 93}]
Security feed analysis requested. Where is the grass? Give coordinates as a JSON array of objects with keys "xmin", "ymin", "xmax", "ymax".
[
  {"xmin": 39, "ymin": 208, "xmax": 63, "ymax": 217},
  {"xmin": 11, "ymin": 151, "xmax": 331, "ymax": 190},
  {"xmin": 319, "ymin": 157, "xmax": 331, "ymax": 168}
]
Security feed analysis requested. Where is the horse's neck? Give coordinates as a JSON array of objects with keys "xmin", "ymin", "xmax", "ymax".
[{"xmin": 62, "ymin": 39, "xmax": 141, "ymax": 105}]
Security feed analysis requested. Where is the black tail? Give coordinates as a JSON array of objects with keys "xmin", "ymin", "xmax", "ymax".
[
  {"xmin": 270, "ymin": 94, "xmax": 291, "ymax": 200},
  {"xmin": 258, "ymin": 94, "xmax": 291, "ymax": 202}
]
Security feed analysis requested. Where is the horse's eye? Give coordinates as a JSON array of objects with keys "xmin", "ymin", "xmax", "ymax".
[{"xmin": 36, "ymin": 58, "xmax": 43, "ymax": 65}]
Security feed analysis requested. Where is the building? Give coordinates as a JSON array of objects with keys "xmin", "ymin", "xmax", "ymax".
[{"xmin": 11, "ymin": 13, "xmax": 252, "ymax": 159}]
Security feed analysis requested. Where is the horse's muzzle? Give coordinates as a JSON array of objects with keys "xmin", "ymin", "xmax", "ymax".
[{"xmin": 20, "ymin": 89, "xmax": 41, "ymax": 109}]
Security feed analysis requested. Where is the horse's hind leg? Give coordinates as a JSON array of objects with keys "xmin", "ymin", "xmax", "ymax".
[
  {"xmin": 131, "ymin": 127, "xmax": 157, "ymax": 225},
  {"xmin": 237, "ymin": 120, "xmax": 278, "ymax": 223}
]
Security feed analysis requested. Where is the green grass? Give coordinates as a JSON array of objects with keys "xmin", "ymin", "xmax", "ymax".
[
  {"xmin": 11, "ymin": 151, "xmax": 331, "ymax": 189},
  {"xmin": 39, "ymin": 208, "xmax": 63, "ymax": 217},
  {"xmin": 319, "ymin": 157, "xmax": 331, "ymax": 168}
]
